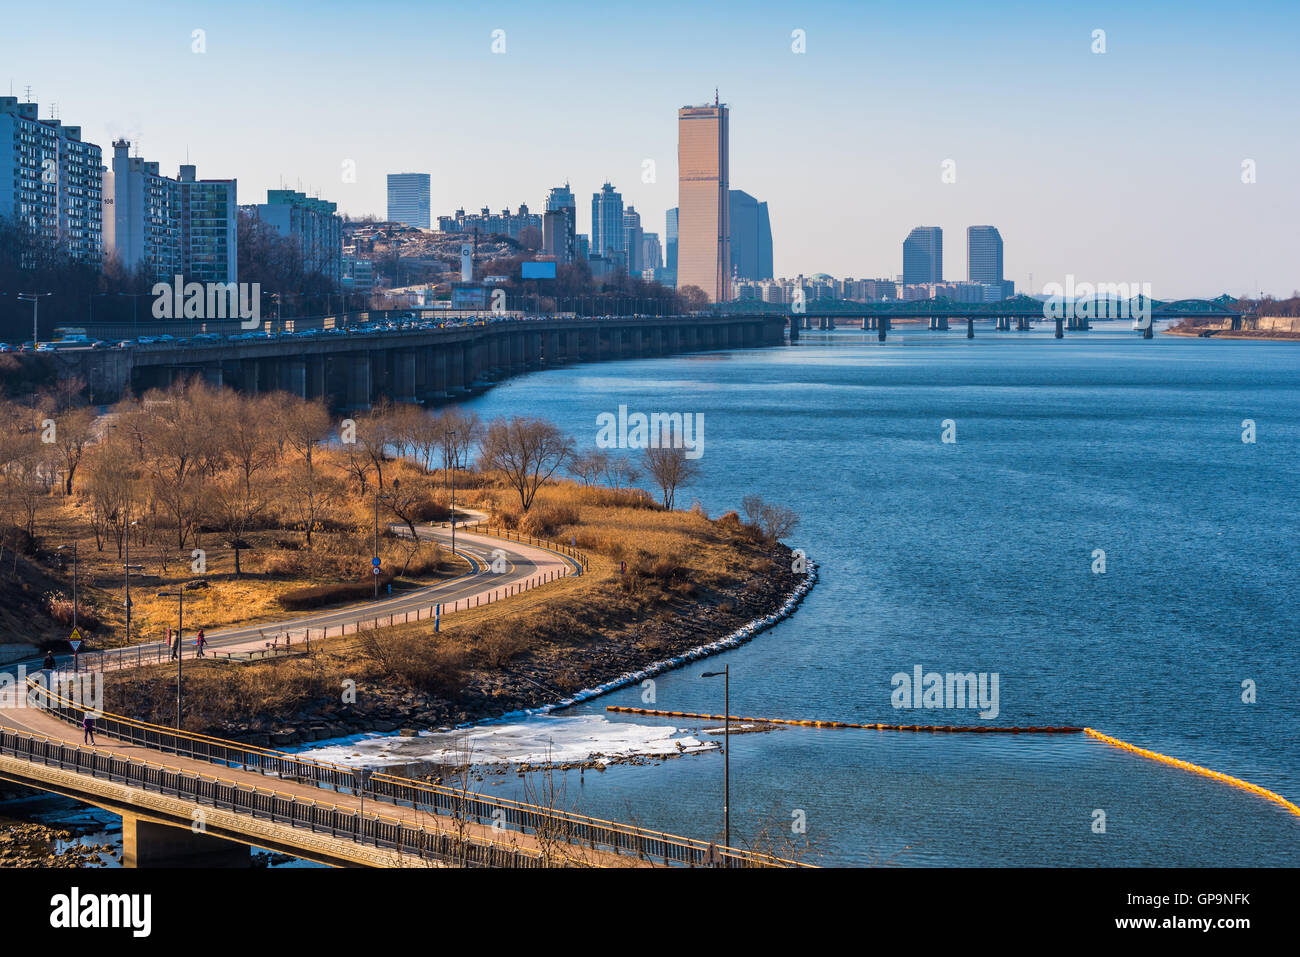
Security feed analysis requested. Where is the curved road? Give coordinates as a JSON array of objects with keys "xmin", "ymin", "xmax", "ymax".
[{"xmin": 7, "ymin": 524, "xmax": 581, "ymax": 674}]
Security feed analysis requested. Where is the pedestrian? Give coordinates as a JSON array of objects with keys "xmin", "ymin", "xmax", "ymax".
[
  {"xmin": 42, "ymin": 650, "xmax": 55, "ymax": 671},
  {"xmin": 82, "ymin": 712, "xmax": 96, "ymax": 746},
  {"xmin": 170, "ymin": 627, "xmax": 180, "ymax": 660},
  {"xmin": 195, "ymin": 628, "xmax": 207, "ymax": 658}
]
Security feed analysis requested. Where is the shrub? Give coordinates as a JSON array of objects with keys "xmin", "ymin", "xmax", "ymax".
[{"xmin": 44, "ymin": 593, "xmax": 101, "ymax": 633}]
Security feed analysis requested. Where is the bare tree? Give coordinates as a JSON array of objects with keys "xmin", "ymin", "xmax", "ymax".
[
  {"xmin": 281, "ymin": 398, "xmax": 332, "ymax": 547},
  {"xmin": 479, "ymin": 417, "xmax": 574, "ymax": 513},
  {"xmin": 643, "ymin": 445, "xmax": 699, "ymax": 509},
  {"xmin": 741, "ymin": 494, "xmax": 800, "ymax": 542},
  {"xmin": 567, "ymin": 449, "xmax": 609, "ymax": 486}
]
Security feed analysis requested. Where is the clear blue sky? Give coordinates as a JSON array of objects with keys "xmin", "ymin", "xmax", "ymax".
[{"xmin": 3, "ymin": 0, "xmax": 1297, "ymax": 297}]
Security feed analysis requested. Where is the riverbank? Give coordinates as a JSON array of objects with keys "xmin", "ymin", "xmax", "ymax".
[
  {"xmin": 99, "ymin": 486, "xmax": 813, "ymax": 744},
  {"xmin": 1163, "ymin": 327, "xmax": 1300, "ymax": 341}
]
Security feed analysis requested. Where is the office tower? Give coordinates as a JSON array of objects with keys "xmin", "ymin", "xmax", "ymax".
[
  {"xmin": 622, "ymin": 206, "xmax": 643, "ymax": 274},
  {"xmin": 967, "ymin": 225, "xmax": 1004, "ymax": 282},
  {"xmin": 387, "ymin": 173, "xmax": 431, "ymax": 228},
  {"xmin": 677, "ymin": 100, "xmax": 729, "ymax": 301},
  {"xmin": 902, "ymin": 226, "xmax": 943, "ymax": 284},
  {"xmin": 0, "ymin": 97, "xmax": 102, "ymax": 263},
  {"xmin": 576, "ymin": 233, "xmax": 590, "ymax": 260},
  {"xmin": 249, "ymin": 189, "xmax": 343, "ymax": 285},
  {"xmin": 591, "ymin": 182, "xmax": 624, "ymax": 264},
  {"xmin": 542, "ymin": 183, "xmax": 576, "ymax": 264},
  {"xmin": 665, "ymin": 207, "xmax": 678, "ymax": 283},
  {"xmin": 728, "ymin": 189, "xmax": 773, "ymax": 281},
  {"xmin": 642, "ymin": 232, "xmax": 663, "ymax": 276},
  {"xmin": 105, "ymin": 140, "xmax": 237, "ymax": 284}
]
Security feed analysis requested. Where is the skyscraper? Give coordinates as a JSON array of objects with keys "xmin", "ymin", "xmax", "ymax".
[
  {"xmin": 728, "ymin": 189, "xmax": 773, "ymax": 281},
  {"xmin": 387, "ymin": 173, "xmax": 430, "ymax": 228},
  {"xmin": 665, "ymin": 207, "xmax": 678, "ymax": 283},
  {"xmin": 622, "ymin": 206, "xmax": 643, "ymax": 275},
  {"xmin": 677, "ymin": 100, "xmax": 729, "ymax": 302},
  {"xmin": 903, "ymin": 226, "xmax": 943, "ymax": 284},
  {"xmin": 591, "ymin": 182, "xmax": 624, "ymax": 265},
  {"xmin": 0, "ymin": 97, "xmax": 102, "ymax": 264},
  {"xmin": 966, "ymin": 225, "xmax": 1003, "ymax": 283},
  {"xmin": 545, "ymin": 183, "xmax": 576, "ymax": 212}
]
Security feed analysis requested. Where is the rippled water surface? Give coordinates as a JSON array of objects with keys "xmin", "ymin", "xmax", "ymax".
[{"xmin": 451, "ymin": 324, "xmax": 1299, "ymax": 865}]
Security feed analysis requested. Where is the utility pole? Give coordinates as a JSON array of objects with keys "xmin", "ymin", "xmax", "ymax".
[{"xmin": 373, "ymin": 488, "xmax": 380, "ymax": 599}]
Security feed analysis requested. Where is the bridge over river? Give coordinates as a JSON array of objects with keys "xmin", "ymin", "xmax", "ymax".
[{"xmin": 54, "ymin": 314, "xmax": 786, "ymax": 410}]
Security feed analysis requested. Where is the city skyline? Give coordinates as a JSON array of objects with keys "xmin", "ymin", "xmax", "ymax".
[{"xmin": 1, "ymin": 0, "xmax": 1298, "ymax": 296}]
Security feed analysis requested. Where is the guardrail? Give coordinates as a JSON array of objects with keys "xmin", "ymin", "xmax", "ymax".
[
  {"xmin": 0, "ymin": 725, "xmax": 542, "ymax": 868},
  {"xmin": 27, "ymin": 675, "xmax": 803, "ymax": 868},
  {"xmin": 461, "ymin": 521, "xmax": 590, "ymax": 573}
]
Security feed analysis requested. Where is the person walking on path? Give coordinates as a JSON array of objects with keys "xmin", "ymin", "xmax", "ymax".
[
  {"xmin": 82, "ymin": 713, "xmax": 96, "ymax": 745},
  {"xmin": 195, "ymin": 629, "xmax": 207, "ymax": 658},
  {"xmin": 169, "ymin": 626, "xmax": 179, "ymax": 660}
]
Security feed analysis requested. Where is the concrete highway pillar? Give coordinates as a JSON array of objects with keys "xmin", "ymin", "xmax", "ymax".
[
  {"xmin": 203, "ymin": 364, "xmax": 223, "ymax": 388},
  {"xmin": 121, "ymin": 814, "xmax": 249, "ymax": 868},
  {"xmin": 347, "ymin": 355, "xmax": 370, "ymax": 408},
  {"xmin": 395, "ymin": 351, "xmax": 417, "ymax": 402},
  {"xmin": 284, "ymin": 360, "xmax": 307, "ymax": 398}
]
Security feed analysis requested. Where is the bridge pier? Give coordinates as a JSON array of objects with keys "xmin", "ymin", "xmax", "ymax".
[
  {"xmin": 1143, "ymin": 323, "xmax": 1154, "ymax": 339},
  {"xmin": 121, "ymin": 814, "xmax": 250, "ymax": 868},
  {"xmin": 967, "ymin": 317, "xmax": 974, "ymax": 338},
  {"xmin": 1055, "ymin": 317, "xmax": 1064, "ymax": 338},
  {"xmin": 878, "ymin": 316, "xmax": 888, "ymax": 342},
  {"xmin": 347, "ymin": 355, "xmax": 371, "ymax": 408}
]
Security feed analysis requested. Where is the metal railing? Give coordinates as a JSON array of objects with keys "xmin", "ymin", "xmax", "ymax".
[
  {"xmin": 26, "ymin": 675, "xmax": 804, "ymax": 868},
  {"xmin": 0, "ymin": 724, "xmax": 542, "ymax": 868}
]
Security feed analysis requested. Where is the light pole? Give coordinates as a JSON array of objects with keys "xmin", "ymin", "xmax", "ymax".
[
  {"xmin": 18, "ymin": 292, "xmax": 51, "ymax": 347},
  {"xmin": 373, "ymin": 486, "xmax": 381, "ymax": 600},
  {"xmin": 158, "ymin": 589, "xmax": 184, "ymax": 729},
  {"xmin": 701, "ymin": 665, "xmax": 730, "ymax": 857}
]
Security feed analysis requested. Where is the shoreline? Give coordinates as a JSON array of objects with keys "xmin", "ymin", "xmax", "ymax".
[
  {"xmin": 1163, "ymin": 328, "xmax": 1300, "ymax": 342},
  {"xmin": 105, "ymin": 544, "xmax": 818, "ymax": 747}
]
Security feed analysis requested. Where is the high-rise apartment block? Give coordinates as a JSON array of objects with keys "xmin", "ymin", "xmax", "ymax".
[
  {"xmin": 104, "ymin": 139, "xmax": 236, "ymax": 284},
  {"xmin": 0, "ymin": 97, "xmax": 103, "ymax": 263}
]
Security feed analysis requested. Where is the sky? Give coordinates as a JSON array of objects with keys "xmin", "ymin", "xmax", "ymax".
[{"xmin": 3, "ymin": 0, "xmax": 1298, "ymax": 298}]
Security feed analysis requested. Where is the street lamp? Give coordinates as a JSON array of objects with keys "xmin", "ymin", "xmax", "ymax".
[
  {"xmin": 157, "ymin": 588, "xmax": 185, "ymax": 729},
  {"xmin": 17, "ymin": 292, "xmax": 51, "ymax": 347},
  {"xmin": 701, "ymin": 665, "xmax": 731, "ymax": 858}
]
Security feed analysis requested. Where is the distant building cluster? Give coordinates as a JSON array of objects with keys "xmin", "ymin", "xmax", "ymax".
[
  {"xmin": 437, "ymin": 204, "xmax": 542, "ymax": 240},
  {"xmin": 1, "ymin": 93, "xmax": 1018, "ymax": 311}
]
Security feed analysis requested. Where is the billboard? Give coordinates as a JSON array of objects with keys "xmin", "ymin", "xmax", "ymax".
[{"xmin": 521, "ymin": 261, "xmax": 557, "ymax": 280}]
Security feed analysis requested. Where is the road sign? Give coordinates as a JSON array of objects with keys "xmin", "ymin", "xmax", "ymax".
[
  {"xmin": 372, "ymin": 566, "xmax": 381, "ymax": 576},
  {"xmin": 69, "ymin": 627, "xmax": 82, "ymax": 644},
  {"xmin": 372, "ymin": 556, "xmax": 381, "ymax": 567},
  {"xmin": 69, "ymin": 640, "xmax": 82, "ymax": 653}
]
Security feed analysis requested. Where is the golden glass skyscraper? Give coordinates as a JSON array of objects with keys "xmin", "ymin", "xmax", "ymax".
[{"xmin": 676, "ymin": 100, "xmax": 730, "ymax": 303}]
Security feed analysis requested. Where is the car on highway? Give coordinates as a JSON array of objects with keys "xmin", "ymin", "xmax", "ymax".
[{"xmin": 0, "ymin": 343, "xmax": 11, "ymax": 353}]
